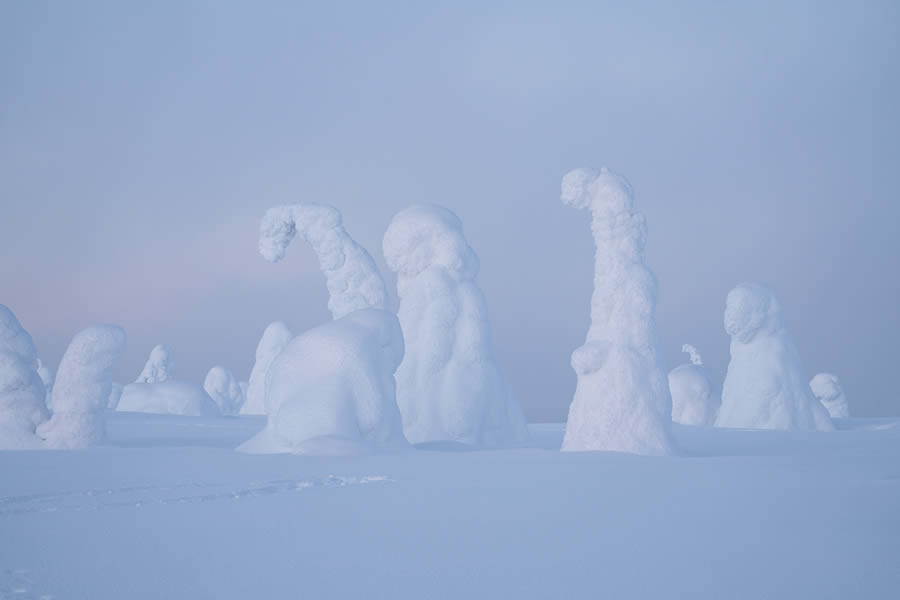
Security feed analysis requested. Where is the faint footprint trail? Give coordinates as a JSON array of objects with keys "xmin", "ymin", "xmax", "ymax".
[{"xmin": 0, "ymin": 475, "xmax": 393, "ymax": 517}]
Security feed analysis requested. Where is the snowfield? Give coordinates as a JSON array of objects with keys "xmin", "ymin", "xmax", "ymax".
[{"xmin": 1, "ymin": 412, "xmax": 898, "ymax": 599}]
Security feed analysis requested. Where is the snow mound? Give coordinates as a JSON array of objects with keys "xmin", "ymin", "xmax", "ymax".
[
  {"xmin": 0, "ymin": 305, "xmax": 48, "ymax": 449},
  {"xmin": 204, "ymin": 366, "xmax": 244, "ymax": 415},
  {"xmin": 135, "ymin": 344, "xmax": 174, "ymax": 384},
  {"xmin": 559, "ymin": 168, "xmax": 674, "ymax": 455},
  {"xmin": 382, "ymin": 204, "xmax": 529, "ymax": 447},
  {"xmin": 238, "ymin": 308, "xmax": 409, "ymax": 455},
  {"xmin": 669, "ymin": 345, "xmax": 718, "ymax": 426},
  {"xmin": 37, "ymin": 325, "xmax": 126, "ymax": 449},
  {"xmin": 716, "ymin": 282, "xmax": 833, "ymax": 431},
  {"xmin": 810, "ymin": 373, "xmax": 849, "ymax": 419},
  {"xmin": 118, "ymin": 381, "xmax": 221, "ymax": 417},
  {"xmin": 241, "ymin": 321, "xmax": 293, "ymax": 415},
  {"xmin": 259, "ymin": 203, "xmax": 387, "ymax": 319}
]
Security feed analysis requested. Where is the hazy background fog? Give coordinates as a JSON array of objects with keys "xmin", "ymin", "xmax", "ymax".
[{"xmin": 2, "ymin": 1, "xmax": 898, "ymax": 419}]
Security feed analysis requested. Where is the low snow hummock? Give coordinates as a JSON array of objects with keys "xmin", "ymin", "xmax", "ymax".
[
  {"xmin": 117, "ymin": 381, "xmax": 221, "ymax": 417},
  {"xmin": 810, "ymin": 373, "xmax": 849, "ymax": 419},
  {"xmin": 241, "ymin": 321, "xmax": 292, "ymax": 416},
  {"xmin": 383, "ymin": 204, "xmax": 529, "ymax": 448},
  {"xmin": 0, "ymin": 305, "xmax": 49, "ymax": 449},
  {"xmin": 559, "ymin": 168, "xmax": 674, "ymax": 455},
  {"xmin": 669, "ymin": 344, "xmax": 718, "ymax": 426},
  {"xmin": 238, "ymin": 308, "xmax": 409, "ymax": 455},
  {"xmin": 37, "ymin": 325, "xmax": 126, "ymax": 449},
  {"xmin": 716, "ymin": 283, "xmax": 833, "ymax": 431}
]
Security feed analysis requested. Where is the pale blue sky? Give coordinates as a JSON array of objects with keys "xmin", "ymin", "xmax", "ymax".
[{"xmin": 2, "ymin": 1, "xmax": 898, "ymax": 419}]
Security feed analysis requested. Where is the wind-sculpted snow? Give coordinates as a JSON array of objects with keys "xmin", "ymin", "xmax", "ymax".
[
  {"xmin": 241, "ymin": 321, "xmax": 293, "ymax": 415},
  {"xmin": 559, "ymin": 168, "xmax": 674, "ymax": 455},
  {"xmin": 0, "ymin": 305, "xmax": 48, "ymax": 449},
  {"xmin": 259, "ymin": 203, "xmax": 387, "ymax": 319},
  {"xmin": 716, "ymin": 283, "xmax": 833, "ymax": 431},
  {"xmin": 238, "ymin": 309, "xmax": 409, "ymax": 455},
  {"xmin": 135, "ymin": 344, "xmax": 174, "ymax": 384},
  {"xmin": 810, "ymin": 373, "xmax": 849, "ymax": 419},
  {"xmin": 204, "ymin": 366, "xmax": 244, "ymax": 415},
  {"xmin": 382, "ymin": 204, "xmax": 529, "ymax": 447},
  {"xmin": 117, "ymin": 381, "xmax": 221, "ymax": 417},
  {"xmin": 669, "ymin": 345, "xmax": 718, "ymax": 426},
  {"xmin": 38, "ymin": 325, "xmax": 126, "ymax": 449}
]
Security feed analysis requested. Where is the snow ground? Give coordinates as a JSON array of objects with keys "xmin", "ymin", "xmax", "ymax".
[{"xmin": 1, "ymin": 413, "xmax": 898, "ymax": 599}]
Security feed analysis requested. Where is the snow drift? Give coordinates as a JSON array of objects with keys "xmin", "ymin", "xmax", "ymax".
[
  {"xmin": 559, "ymin": 168, "xmax": 674, "ymax": 455},
  {"xmin": 0, "ymin": 305, "xmax": 49, "ymax": 449},
  {"xmin": 37, "ymin": 325, "xmax": 126, "ymax": 449},
  {"xmin": 204, "ymin": 366, "xmax": 244, "ymax": 415},
  {"xmin": 716, "ymin": 283, "xmax": 833, "ymax": 431},
  {"xmin": 810, "ymin": 373, "xmax": 849, "ymax": 419},
  {"xmin": 135, "ymin": 344, "xmax": 174, "ymax": 384},
  {"xmin": 259, "ymin": 203, "xmax": 387, "ymax": 319},
  {"xmin": 241, "ymin": 321, "xmax": 292, "ymax": 416},
  {"xmin": 117, "ymin": 381, "xmax": 221, "ymax": 417},
  {"xmin": 669, "ymin": 344, "xmax": 718, "ymax": 426},
  {"xmin": 238, "ymin": 308, "xmax": 408, "ymax": 455},
  {"xmin": 382, "ymin": 204, "xmax": 529, "ymax": 447}
]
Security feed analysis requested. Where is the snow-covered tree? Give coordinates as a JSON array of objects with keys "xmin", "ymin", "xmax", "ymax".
[
  {"xmin": 38, "ymin": 325, "xmax": 126, "ymax": 449},
  {"xmin": 669, "ymin": 344, "xmax": 718, "ymax": 426},
  {"xmin": 716, "ymin": 283, "xmax": 833, "ymax": 431},
  {"xmin": 36, "ymin": 359, "xmax": 54, "ymax": 410},
  {"xmin": 241, "ymin": 321, "xmax": 292, "ymax": 415},
  {"xmin": 204, "ymin": 366, "xmax": 244, "ymax": 415},
  {"xmin": 810, "ymin": 373, "xmax": 849, "ymax": 419},
  {"xmin": 382, "ymin": 204, "xmax": 529, "ymax": 447},
  {"xmin": 0, "ymin": 305, "xmax": 48, "ymax": 449},
  {"xmin": 135, "ymin": 344, "xmax": 174, "ymax": 384},
  {"xmin": 559, "ymin": 168, "xmax": 674, "ymax": 455}
]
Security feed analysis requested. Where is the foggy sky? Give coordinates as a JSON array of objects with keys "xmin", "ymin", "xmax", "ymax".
[{"xmin": 2, "ymin": 1, "xmax": 898, "ymax": 420}]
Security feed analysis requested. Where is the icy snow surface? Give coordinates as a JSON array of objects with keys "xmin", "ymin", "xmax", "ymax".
[
  {"xmin": 1, "ymin": 413, "xmax": 898, "ymax": 599},
  {"xmin": 383, "ymin": 204, "xmax": 529, "ymax": 447},
  {"xmin": 559, "ymin": 168, "xmax": 673, "ymax": 455},
  {"xmin": 717, "ymin": 283, "xmax": 833, "ymax": 431}
]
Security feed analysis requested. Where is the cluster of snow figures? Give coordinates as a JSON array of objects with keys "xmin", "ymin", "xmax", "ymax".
[
  {"xmin": 669, "ymin": 345, "xmax": 718, "ymax": 426},
  {"xmin": 716, "ymin": 283, "xmax": 833, "ymax": 431},
  {"xmin": 118, "ymin": 345, "xmax": 220, "ymax": 417},
  {"xmin": 383, "ymin": 204, "xmax": 529, "ymax": 447},
  {"xmin": 0, "ymin": 304, "xmax": 124, "ymax": 450},
  {"xmin": 558, "ymin": 168, "xmax": 674, "ymax": 456}
]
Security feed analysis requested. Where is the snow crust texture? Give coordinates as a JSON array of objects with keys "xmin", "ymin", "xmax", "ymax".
[
  {"xmin": 259, "ymin": 203, "xmax": 387, "ymax": 319},
  {"xmin": 204, "ymin": 366, "xmax": 244, "ymax": 415},
  {"xmin": 135, "ymin": 344, "xmax": 174, "ymax": 384},
  {"xmin": 0, "ymin": 305, "xmax": 48, "ymax": 449},
  {"xmin": 669, "ymin": 345, "xmax": 718, "ymax": 426},
  {"xmin": 118, "ymin": 381, "xmax": 221, "ymax": 417},
  {"xmin": 38, "ymin": 325, "xmax": 126, "ymax": 449},
  {"xmin": 238, "ymin": 308, "xmax": 409, "ymax": 455},
  {"xmin": 716, "ymin": 283, "xmax": 833, "ymax": 431},
  {"xmin": 383, "ymin": 204, "xmax": 529, "ymax": 447},
  {"xmin": 241, "ymin": 321, "xmax": 292, "ymax": 415},
  {"xmin": 810, "ymin": 373, "xmax": 849, "ymax": 419},
  {"xmin": 559, "ymin": 168, "xmax": 674, "ymax": 455}
]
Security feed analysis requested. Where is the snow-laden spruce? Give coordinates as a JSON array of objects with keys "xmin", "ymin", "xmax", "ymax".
[
  {"xmin": 37, "ymin": 325, "xmax": 125, "ymax": 449},
  {"xmin": 240, "ymin": 321, "xmax": 292, "ymax": 415},
  {"xmin": 669, "ymin": 344, "xmax": 718, "ymax": 426},
  {"xmin": 0, "ymin": 305, "xmax": 49, "ymax": 449},
  {"xmin": 36, "ymin": 359, "xmax": 54, "ymax": 410},
  {"xmin": 559, "ymin": 168, "xmax": 674, "ymax": 455},
  {"xmin": 135, "ymin": 344, "xmax": 174, "ymax": 384},
  {"xmin": 204, "ymin": 366, "xmax": 244, "ymax": 415},
  {"xmin": 117, "ymin": 381, "xmax": 221, "ymax": 417},
  {"xmin": 382, "ymin": 204, "xmax": 529, "ymax": 447},
  {"xmin": 810, "ymin": 373, "xmax": 849, "ymax": 419},
  {"xmin": 259, "ymin": 203, "xmax": 387, "ymax": 319},
  {"xmin": 239, "ymin": 308, "xmax": 409, "ymax": 455},
  {"xmin": 716, "ymin": 283, "xmax": 833, "ymax": 431}
]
